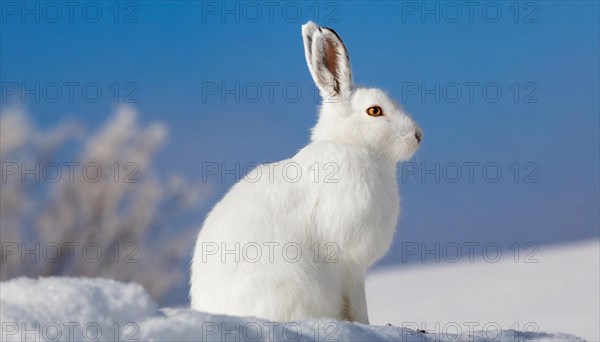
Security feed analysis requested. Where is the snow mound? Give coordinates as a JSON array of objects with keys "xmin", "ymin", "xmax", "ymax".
[
  {"xmin": 1, "ymin": 277, "xmax": 585, "ymax": 341},
  {"xmin": 1, "ymin": 277, "xmax": 157, "ymax": 341},
  {"xmin": 367, "ymin": 239, "xmax": 600, "ymax": 341}
]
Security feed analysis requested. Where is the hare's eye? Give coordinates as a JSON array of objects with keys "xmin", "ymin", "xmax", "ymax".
[{"xmin": 366, "ymin": 106, "xmax": 383, "ymax": 117}]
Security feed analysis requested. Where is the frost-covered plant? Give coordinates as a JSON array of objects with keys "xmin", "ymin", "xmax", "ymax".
[{"xmin": 0, "ymin": 106, "xmax": 204, "ymax": 302}]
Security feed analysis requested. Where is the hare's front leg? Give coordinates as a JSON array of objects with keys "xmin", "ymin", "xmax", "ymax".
[{"xmin": 342, "ymin": 270, "xmax": 369, "ymax": 324}]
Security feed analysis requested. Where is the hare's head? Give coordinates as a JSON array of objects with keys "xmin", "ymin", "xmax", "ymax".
[{"xmin": 302, "ymin": 21, "xmax": 422, "ymax": 162}]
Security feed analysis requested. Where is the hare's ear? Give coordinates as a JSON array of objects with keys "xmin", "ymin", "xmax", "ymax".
[{"xmin": 302, "ymin": 21, "xmax": 353, "ymax": 100}]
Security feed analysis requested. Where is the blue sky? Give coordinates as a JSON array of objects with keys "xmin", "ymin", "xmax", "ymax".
[{"xmin": 2, "ymin": 1, "xmax": 599, "ymax": 267}]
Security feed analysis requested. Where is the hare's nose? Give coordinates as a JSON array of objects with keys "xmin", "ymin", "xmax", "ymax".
[{"xmin": 415, "ymin": 129, "xmax": 423, "ymax": 143}]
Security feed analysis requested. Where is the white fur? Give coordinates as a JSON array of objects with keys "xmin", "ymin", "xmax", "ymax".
[{"xmin": 190, "ymin": 21, "xmax": 422, "ymax": 324}]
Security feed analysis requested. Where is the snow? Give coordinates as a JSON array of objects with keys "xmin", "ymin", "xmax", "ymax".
[
  {"xmin": 0, "ymin": 277, "xmax": 157, "ymax": 341},
  {"xmin": 367, "ymin": 239, "xmax": 600, "ymax": 341},
  {"xmin": 2, "ymin": 241, "xmax": 595, "ymax": 341}
]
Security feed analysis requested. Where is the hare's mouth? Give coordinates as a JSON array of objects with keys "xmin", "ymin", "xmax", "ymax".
[{"xmin": 415, "ymin": 129, "xmax": 423, "ymax": 143}]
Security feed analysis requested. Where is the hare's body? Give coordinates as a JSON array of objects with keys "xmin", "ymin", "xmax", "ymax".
[
  {"xmin": 191, "ymin": 21, "xmax": 422, "ymax": 323},
  {"xmin": 191, "ymin": 141, "xmax": 399, "ymax": 322}
]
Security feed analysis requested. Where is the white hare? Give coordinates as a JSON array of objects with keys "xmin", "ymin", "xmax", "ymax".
[{"xmin": 190, "ymin": 21, "xmax": 422, "ymax": 324}]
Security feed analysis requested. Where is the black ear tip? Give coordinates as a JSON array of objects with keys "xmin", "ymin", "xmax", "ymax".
[{"xmin": 322, "ymin": 27, "xmax": 344, "ymax": 44}]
